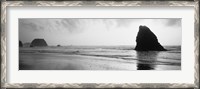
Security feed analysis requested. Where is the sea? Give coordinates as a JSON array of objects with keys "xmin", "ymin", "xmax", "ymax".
[{"xmin": 19, "ymin": 45, "xmax": 181, "ymax": 70}]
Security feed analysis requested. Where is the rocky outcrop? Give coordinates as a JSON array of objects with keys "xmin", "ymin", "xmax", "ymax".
[
  {"xmin": 19, "ymin": 41, "xmax": 23, "ymax": 47},
  {"xmin": 30, "ymin": 39, "xmax": 48, "ymax": 47},
  {"xmin": 57, "ymin": 44, "xmax": 61, "ymax": 47},
  {"xmin": 135, "ymin": 25, "xmax": 166, "ymax": 51}
]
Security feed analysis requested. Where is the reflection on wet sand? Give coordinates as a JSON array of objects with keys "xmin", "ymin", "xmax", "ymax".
[
  {"xmin": 19, "ymin": 53, "xmax": 138, "ymax": 70},
  {"xmin": 136, "ymin": 51, "xmax": 159, "ymax": 70}
]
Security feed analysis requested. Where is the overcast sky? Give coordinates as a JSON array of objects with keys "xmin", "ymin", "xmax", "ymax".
[{"xmin": 19, "ymin": 18, "xmax": 181, "ymax": 46}]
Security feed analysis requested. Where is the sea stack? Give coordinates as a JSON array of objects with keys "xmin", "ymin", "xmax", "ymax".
[
  {"xmin": 135, "ymin": 25, "xmax": 166, "ymax": 51},
  {"xmin": 30, "ymin": 38, "xmax": 48, "ymax": 47},
  {"xmin": 19, "ymin": 40, "xmax": 23, "ymax": 47}
]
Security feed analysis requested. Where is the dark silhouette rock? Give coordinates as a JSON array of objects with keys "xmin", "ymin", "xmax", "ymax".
[
  {"xmin": 19, "ymin": 40, "xmax": 23, "ymax": 47},
  {"xmin": 135, "ymin": 25, "xmax": 166, "ymax": 51},
  {"xmin": 57, "ymin": 44, "xmax": 61, "ymax": 47},
  {"xmin": 30, "ymin": 39, "xmax": 48, "ymax": 47}
]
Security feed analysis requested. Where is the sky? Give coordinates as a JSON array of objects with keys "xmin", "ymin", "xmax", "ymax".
[{"xmin": 19, "ymin": 18, "xmax": 181, "ymax": 46}]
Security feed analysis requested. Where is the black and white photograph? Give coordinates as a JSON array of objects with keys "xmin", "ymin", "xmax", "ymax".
[{"xmin": 19, "ymin": 18, "xmax": 181, "ymax": 70}]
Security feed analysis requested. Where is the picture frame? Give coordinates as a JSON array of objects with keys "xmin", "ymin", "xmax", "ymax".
[{"xmin": 1, "ymin": 0, "xmax": 199, "ymax": 89}]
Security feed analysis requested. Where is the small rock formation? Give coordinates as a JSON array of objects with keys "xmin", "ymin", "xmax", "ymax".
[
  {"xmin": 19, "ymin": 41, "xmax": 23, "ymax": 47},
  {"xmin": 57, "ymin": 44, "xmax": 61, "ymax": 47},
  {"xmin": 135, "ymin": 25, "xmax": 166, "ymax": 51},
  {"xmin": 30, "ymin": 38, "xmax": 48, "ymax": 47}
]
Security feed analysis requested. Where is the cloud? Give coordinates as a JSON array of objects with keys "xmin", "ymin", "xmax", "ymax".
[
  {"xmin": 60, "ymin": 19, "xmax": 84, "ymax": 33},
  {"xmin": 165, "ymin": 19, "xmax": 181, "ymax": 27},
  {"xmin": 19, "ymin": 19, "xmax": 86, "ymax": 33},
  {"xmin": 116, "ymin": 19, "xmax": 143, "ymax": 27},
  {"xmin": 153, "ymin": 19, "xmax": 181, "ymax": 27},
  {"xmin": 19, "ymin": 18, "xmax": 181, "ymax": 35},
  {"xmin": 19, "ymin": 19, "xmax": 45, "ymax": 31},
  {"xmin": 19, "ymin": 18, "xmax": 182, "ymax": 46},
  {"xmin": 19, "ymin": 19, "xmax": 144, "ymax": 34}
]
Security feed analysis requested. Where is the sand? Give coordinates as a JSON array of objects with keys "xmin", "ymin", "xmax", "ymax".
[
  {"xmin": 19, "ymin": 46, "xmax": 181, "ymax": 70},
  {"xmin": 19, "ymin": 53, "xmax": 138, "ymax": 70}
]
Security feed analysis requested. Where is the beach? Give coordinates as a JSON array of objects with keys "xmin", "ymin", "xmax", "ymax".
[
  {"xmin": 19, "ymin": 46, "xmax": 181, "ymax": 70},
  {"xmin": 19, "ymin": 53, "xmax": 139, "ymax": 70}
]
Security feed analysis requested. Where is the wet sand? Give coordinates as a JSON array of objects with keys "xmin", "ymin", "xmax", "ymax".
[
  {"xmin": 19, "ymin": 46, "xmax": 181, "ymax": 70},
  {"xmin": 19, "ymin": 53, "xmax": 138, "ymax": 70}
]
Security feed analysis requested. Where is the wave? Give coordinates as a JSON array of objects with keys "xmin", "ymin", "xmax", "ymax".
[{"xmin": 19, "ymin": 46, "xmax": 181, "ymax": 67}]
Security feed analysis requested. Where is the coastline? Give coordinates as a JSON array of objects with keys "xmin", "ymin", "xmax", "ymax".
[
  {"xmin": 19, "ymin": 52, "xmax": 181, "ymax": 70},
  {"xmin": 19, "ymin": 53, "xmax": 138, "ymax": 70}
]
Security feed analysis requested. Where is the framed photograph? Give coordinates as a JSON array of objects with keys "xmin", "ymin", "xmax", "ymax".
[{"xmin": 1, "ymin": 0, "xmax": 199, "ymax": 88}]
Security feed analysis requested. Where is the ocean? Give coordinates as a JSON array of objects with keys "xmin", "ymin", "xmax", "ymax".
[{"xmin": 19, "ymin": 45, "xmax": 181, "ymax": 70}]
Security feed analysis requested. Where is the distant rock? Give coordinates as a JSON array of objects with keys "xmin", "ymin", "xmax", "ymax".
[
  {"xmin": 30, "ymin": 39, "xmax": 48, "ymax": 47},
  {"xmin": 19, "ymin": 40, "xmax": 23, "ymax": 47},
  {"xmin": 57, "ymin": 44, "xmax": 61, "ymax": 47},
  {"xmin": 135, "ymin": 25, "xmax": 166, "ymax": 51}
]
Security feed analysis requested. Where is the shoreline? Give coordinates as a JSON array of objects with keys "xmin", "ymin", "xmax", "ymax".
[
  {"xmin": 19, "ymin": 53, "xmax": 138, "ymax": 70},
  {"xmin": 19, "ymin": 52, "xmax": 181, "ymax": 70}
]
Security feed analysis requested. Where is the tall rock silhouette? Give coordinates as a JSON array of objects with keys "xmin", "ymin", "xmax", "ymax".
[
  {"xmin": 30, "ymin": 39, "xmax": 48, "ymax": 47},
  {"xmin": 135, "ymin": 25, "xmax": 166, "ymax": 51},
  {"xmin": 19, "ymin": 40, "xmax": 23, "ymax": 47}
]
